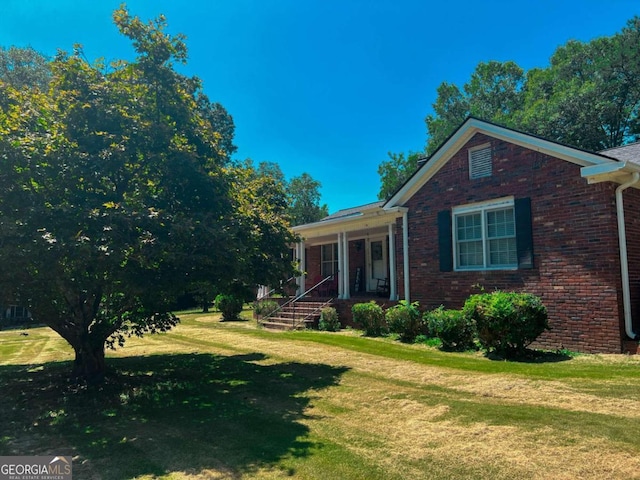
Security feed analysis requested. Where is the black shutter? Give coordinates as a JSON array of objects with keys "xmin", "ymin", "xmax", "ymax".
[
  {"xmin": 515, "ymin": 197, "xmax": 534, "ymax": 269},
  {"xmin": 438, "ymin": 210, "xmax": 453, "ymax": 272}
]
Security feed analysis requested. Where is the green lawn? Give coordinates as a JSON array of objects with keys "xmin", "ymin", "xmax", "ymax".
[{"xmin": 1, "ymin": 312, "xmax": 640, "ymax": 479}]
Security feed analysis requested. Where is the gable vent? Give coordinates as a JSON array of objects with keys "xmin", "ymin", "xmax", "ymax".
[{"xmin": 469, "ymin": 145, "xmax": 492, "ymax": 179}]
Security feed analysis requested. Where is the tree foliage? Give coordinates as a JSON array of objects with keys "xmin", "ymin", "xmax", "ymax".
[
  {"xmin": 0, "ymin": 7, "xmax": 296, "ymax": 382},
  {"xmin": 424, "ymin": 60, "xmax": 525, "ymax": 154},
  {"xmin": 424, "ymin": 17, "xmax": 640, "ymax": 154},
  {"xmin": 287, "ymin": 173, "xmax": 329, "ymax": 225},
  {"xmin": 0, "ymin": 46, "xmax": 51, "ymax": 90},
  {"xmin": 377, "ymin": 151, "xmax": 423, "ymax": 200},
  {"xmin": 243, "ymin": 160, "xmax": 328, "ymax": 225}
]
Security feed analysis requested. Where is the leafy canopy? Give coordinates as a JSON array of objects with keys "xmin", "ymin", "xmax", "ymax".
[{"xmin": 0, "ymin": 6, "xmax": 296, "ymax": 381}]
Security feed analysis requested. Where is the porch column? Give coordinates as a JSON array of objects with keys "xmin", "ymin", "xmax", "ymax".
[
  {"xmin": 342, "ymin": 231, "xmax": 350, "ymax": 299},
  {"xmin": 403, "ymin": 211, "xmax": 410, "ymax": 303},
  {"xmin": 337, "ymin": 233, "xmax": 344, "ymax": 298},
  {"xmin": 388, "ymin": 223, "xmax": 398, "ymax": 301},
  {"xmin": 297, "ymin": 241, "xmax": 306, "ymax": 296}
]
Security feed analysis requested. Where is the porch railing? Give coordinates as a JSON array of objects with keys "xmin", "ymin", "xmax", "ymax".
[{"xmin": 256, "ymin": 276, "xmax": 296, "ymax": 301}]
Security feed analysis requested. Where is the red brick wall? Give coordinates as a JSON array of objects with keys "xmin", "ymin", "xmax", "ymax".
[
  {"xmin": 305, "ymin": 240, "xmax": 367, "ymax": 296},
  {"xmin": 395, "ymin": 133, "xmax": 625, "ymax": 353},
  {"xmin": 305, "ymin": 246, "xmax": 321, "ymax": 285}
]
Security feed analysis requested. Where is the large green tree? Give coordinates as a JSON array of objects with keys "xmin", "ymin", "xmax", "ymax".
[
  {"xmin": 0, "ymin": 7, "xmax": 296, "ymax": 381},
  {"xmin": 423, "ymin": 17, "xmax": 640, "ymax": 154},
  {"xmin": 518, "ymin": 17, "xmax": 640, "ymax": 150}
]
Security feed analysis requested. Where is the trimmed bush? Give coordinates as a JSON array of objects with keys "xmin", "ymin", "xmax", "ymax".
[
  {"xmin": 386, "ymin": 300, "xmax": 424, "ymax": 343},
  {"xmin": 352, "ymin": 301, "xmax": 387, "ymax": 337},
  {"xmin": 463, "ymin": 291, "xmax": 549, "ymax": 356},
  {"xmin": 319, "ymin": 307, "xmax": 340, "ymax": 332},
  {"xmin": 425, "ymin": 306, "xmax": 476, "ymax": 351},
  {"xmin": 215, "ymin": 294, "xmax": 244, "ymax": 321},
  {"xmin": 253, "ymin": 299, "xmax": 279, "ymax": 319}
]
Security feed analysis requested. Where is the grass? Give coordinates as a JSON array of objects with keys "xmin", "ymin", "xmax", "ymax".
[{"xmin": 2, "ymin": 311, "xmax": 640, "ymax": 479}]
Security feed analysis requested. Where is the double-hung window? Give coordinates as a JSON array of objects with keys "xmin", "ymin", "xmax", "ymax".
[
  {"xmin": 321, "ymin": 244, "xmax": 338, "ymax": 277},
  {"xmin": 453, "ymin": 198, "xmax": 517, "ymax": 270}
]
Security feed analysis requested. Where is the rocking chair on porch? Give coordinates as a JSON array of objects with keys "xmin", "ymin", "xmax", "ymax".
[
  {"xmin": 376, "ymin": 278, "xmax": 389, "ymax": 297},
  {"xmin": 310, "ymin": 275, "xmax": 338, "ymax": 297}
]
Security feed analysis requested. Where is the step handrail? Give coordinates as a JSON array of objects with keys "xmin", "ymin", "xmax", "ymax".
[
  {"xmin": 262, "ymin": 272, "xmax": 337, "ymax": 322},
  {"xmin": 291, "ymin": 298, "xmax": 334, "ymax": 329}
]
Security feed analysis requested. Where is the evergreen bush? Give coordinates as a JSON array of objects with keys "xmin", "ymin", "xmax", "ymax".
[
  {"xmin": 352, "ymin": 301, "xmax": 387, "ymax": 336},
  {"xmin": 463, "ymin": 291, "xmax": 549, "ymax": 357},
  {"xmin": 215, "ymin": 294, "xmax": 244, "ymax": 321},
  {"xmin": 425, "ymin": 306, "xmax": 476, "ymax": 351},
  {"xmin": 386, "ymin": 300, "xmax": 424, "ymax": 342},
  {"xmin": 319, "ymin": 307, "xmax": 340, "ymax": 331},
  {"xmin": 253, "ymin": 299, "xmax": 279, "ymax": 319}
]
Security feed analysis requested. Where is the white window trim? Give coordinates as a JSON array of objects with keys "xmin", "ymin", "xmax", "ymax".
[
  {"xmin": 321, "ymin": 243, "xmax": 338, "ymax": 276},
  {"xmin": 468, "ymin": 143, "xmax": 492, "ymax": 179},
  {"xmin": 452, "ymin": 197, "xmax": 517, "ymax": 271}
]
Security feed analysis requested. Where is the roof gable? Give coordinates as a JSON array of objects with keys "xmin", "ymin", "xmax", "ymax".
[{"xmin": 384, "ymin": 117, "xmax": 619, "ymax": 208}]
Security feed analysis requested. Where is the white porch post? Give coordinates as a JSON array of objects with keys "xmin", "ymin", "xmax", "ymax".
[
  {"xmin": 297, "ymin": 241, "xmax": 306, "ymax": 296},
  {"xmin": 337, "ymin": 233, "xmax": 344, "ymax": 298},
  {"xmin": 342, "ymin": 231, "xmax": 350, "ymax": 299},
  {"xmin": 388, "ymin": 223, "xmax": 398, "ymax": 301},
  {"xmin": 402, "ymin": 211, "xmax": 410, "ymax": 303}
]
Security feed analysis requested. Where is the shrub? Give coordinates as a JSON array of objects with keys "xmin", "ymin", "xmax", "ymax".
[
  {"xmin": 425, "ymin": 306, "xmax": 476, "ymax": 351},
  {"xmin": 352, "ymin": 301, "xmax": 387, "ymax": 336},
  {"xmin": 215, "ymin": 294, "xmax": 244, "ymax": 321},
  {"xmin": 463, "ymin": 291, "xmax": 549, "ymax": 357},
  {"xmin": 253, "ymin": 299, "xmax": 279, "ymax": 319},
  {"xmin": 319, "ymin": 307, "xmax": 340, "ymax": 332},
  {"xmin": 386, "ymin": 300, "xmax": 424, "ymax": 343}
]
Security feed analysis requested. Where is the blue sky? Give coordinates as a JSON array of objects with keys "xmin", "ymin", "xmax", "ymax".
[{"xmin": 1, "ymin": 1, "xmax": 638, "ymax": 213}]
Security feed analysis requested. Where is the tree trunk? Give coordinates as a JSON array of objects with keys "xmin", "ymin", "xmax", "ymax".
[{"xmin": 71, "ymin": 340, "xmax": 106, "ymax": 384}]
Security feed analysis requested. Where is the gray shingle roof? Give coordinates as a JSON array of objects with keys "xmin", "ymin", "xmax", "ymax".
[
  {"xmin": 599, "ymin": 142, "xmax": 640, "ymax": 166},
  {"xmin": 321, "ymin": 200, "xmax": 385, "ymax": 221}
]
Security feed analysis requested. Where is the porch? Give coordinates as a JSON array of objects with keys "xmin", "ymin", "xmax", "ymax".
[{"xmin": 292, "ymin": 201, "xmax": 410, "ymax": 302}]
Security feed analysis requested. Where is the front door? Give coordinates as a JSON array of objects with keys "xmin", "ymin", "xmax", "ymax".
[{"xmin": 367, "ymin": 238, "xmax": 387, "ymax": 291}]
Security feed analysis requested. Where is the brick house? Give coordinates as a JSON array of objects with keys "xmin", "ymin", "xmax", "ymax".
[{"xmin": 292, "ymin": 118, "xmax": 640, "ymax": 354}]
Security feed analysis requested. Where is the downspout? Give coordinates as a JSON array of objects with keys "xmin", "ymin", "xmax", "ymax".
[
  {"xmin": 403, "ymin": 211, "xmax": 410, "ymax": 303},
  {"xmin": 616, "ymin": 172, "xmax": 640, "ymax": 340}
]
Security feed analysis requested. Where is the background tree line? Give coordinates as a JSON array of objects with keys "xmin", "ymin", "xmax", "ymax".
[{"xmin": 378, "ymin": 16, "xmax": 640, "ymax": 199}]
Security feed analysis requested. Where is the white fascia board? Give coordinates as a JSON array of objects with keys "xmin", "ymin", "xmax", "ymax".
[
  {"xmin": 293, "ymin": 209, "xmax": 404, "ymax": 240},
  {"xmin": 581, "ymin": 162, "xmax": 640, "ymax": 185},
  {"xmin": 475, "ymin": 121, "xmax": 613, "ymax": 167},
  {"xmin": 382, "ymin": 205, "xmax": 409, "ymax": 214},
  {"xmin": 386, "ymin": 117, "xmax": 616, "ymax": 208},
  {"xmin": 292, "ymin": 213, "xmax": 363, "ymax": 233}
]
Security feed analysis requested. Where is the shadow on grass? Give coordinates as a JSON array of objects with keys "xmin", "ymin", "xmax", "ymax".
[
  {"xmin": 0, "ymin": 352, "xmax": 349, "ymax": 479},
  {"xmin": 485, "ymin": 349, "xmax": 573, "ymax": 363}
]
